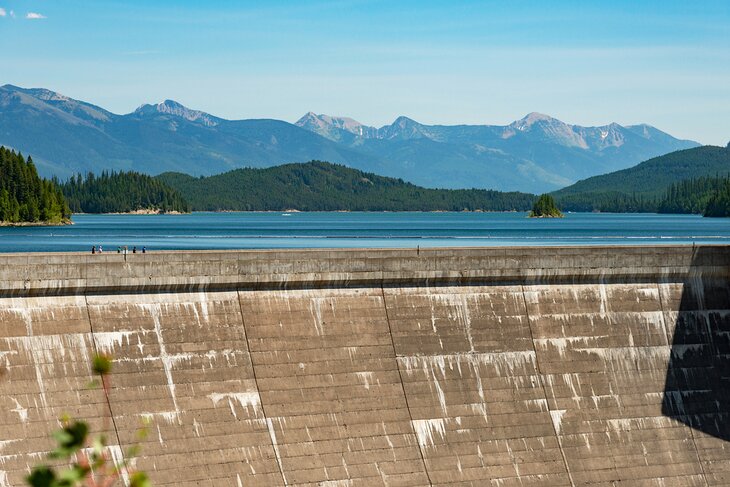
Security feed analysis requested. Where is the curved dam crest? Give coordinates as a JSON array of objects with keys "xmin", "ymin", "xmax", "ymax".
[{"xmin": 0, "ymin": 246, "xmax": 729, "ymax": 486}]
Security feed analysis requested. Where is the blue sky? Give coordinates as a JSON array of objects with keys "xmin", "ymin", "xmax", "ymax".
[{"xmin": 2, "ymin": 0, "xmax": 729, "ymax": 144}]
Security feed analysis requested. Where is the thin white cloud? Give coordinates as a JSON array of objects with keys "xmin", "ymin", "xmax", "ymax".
[
  {"xmin": 0, "ymin": 8, "xmax": 6, "ymax": 17},
  {"xmin": 25, "ymin": 12, "xmax": 46, "ymax": 19}
]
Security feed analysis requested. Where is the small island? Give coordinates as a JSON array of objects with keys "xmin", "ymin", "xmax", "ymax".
[{"xmin": 529, "ymin": 194, "xmax": 564, "ymax": 218}]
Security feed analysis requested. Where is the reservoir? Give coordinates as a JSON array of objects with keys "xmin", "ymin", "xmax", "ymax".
[{"xmin": 0, "ymin": 211, "xmax": 728, "ymax": 252}]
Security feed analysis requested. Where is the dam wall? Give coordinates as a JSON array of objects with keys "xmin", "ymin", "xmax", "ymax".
[{"xmin": 0, "ymin": 246, "xmax": 729, "ymax": 486}]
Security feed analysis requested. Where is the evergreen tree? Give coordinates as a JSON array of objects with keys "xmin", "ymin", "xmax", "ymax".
[
  {"xmin": 703, "ymin": 180, "xmax": 730, "ymax": 217},
  {"xmin": 156, "ymin": 161, "xmax": 536, "ymax": 212},
  {"xmin": 0, "ymin": 147, "xmax": 71, "ymax": 224},
  {"xmin": 61, "ymin": 171, "xmax": 189, "ymax": 214},
  {"xmin": 529, "ymin": 194, "xmax": 563, "ymax": 218}
]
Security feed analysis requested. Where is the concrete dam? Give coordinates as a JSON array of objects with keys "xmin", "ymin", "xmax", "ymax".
[{"xmin": 0, "ymin": 246, "xmax": 729, "ymax": 486}]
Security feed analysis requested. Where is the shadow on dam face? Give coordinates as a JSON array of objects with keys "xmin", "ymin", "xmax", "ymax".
[{"xmin": 662, "ymin": 247, "xmax": 730, "ymax": 441}]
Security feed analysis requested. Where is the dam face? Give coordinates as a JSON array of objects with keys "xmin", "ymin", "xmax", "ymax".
[{"xmin": 0, "ymin": 246, "xmax": 729, "ymax": 486}]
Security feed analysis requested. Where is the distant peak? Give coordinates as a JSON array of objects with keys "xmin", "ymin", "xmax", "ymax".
[
  {"xmin": 297, "ymin": 112, "xmax": 364, "ymax": 125},
  {"xmin": 516, "ymin": 112, "xmax": 556, "ymax": 125},
  {"xmin": 295, "ymin": 111, "xmax": 323, "ymax": 125},
  {"xmin": 135, "ymin": 99, "xmax": 219, "ymax": 127},
  {"xmin": 159, "ymin": 99, "xmax": 185, "ymax": 109},
  {"xmin": 295, "ymin": 112, "xmax": 376, "ymax": 141},
  {"xmin": 392, "ymin": 115, "xmax": 418, "ymax": 125},
  {"xmin": 1, "ymin": 84, "xmax": 71, "ymax": 102}
]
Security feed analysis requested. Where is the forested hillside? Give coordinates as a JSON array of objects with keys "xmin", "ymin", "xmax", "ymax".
[
  {"xmin": 657, "ymin": 176, "xmax": 730, "ymax": 214},
  {"xmin": 555, "ymin": 145, "xmax": 730, "ymax": 197},
  {"xmin": 0, "ymin": 146, "xmax": 70, "ymax": 224},
  {"xmin": 554, "ymin": 145, "xmax": 730, "ymax": 212},
  {"xmin": 704, "ymin": 180, "xmax": 730, "ymax": 217},
  {"xmin": 62, "ymin": 171, "xmax": 189, "ymax": 213},
  {"xmin": 157, "ymin": 161, "xmax": 535, "ymax": 211}
]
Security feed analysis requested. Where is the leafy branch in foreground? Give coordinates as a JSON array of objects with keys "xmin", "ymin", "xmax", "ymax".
[{"xmin": 26, "ymin": 354, "xmax": 151, "ymax": 487}]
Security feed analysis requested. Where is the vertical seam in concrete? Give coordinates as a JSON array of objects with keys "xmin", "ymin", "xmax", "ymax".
[
  {"xmin": 520, "ymin": 284, "xmax": 575, "ymax": 487},
  {"xmin": 83, "ymin": 293, "xmax": 127, "ymax": 477},
  {"xmin": 656, "ymin": 281, "xmax": 709, "ymax": 486},
  {"xmin": 380, "ymin": 284, "xmax": 434, "ymax": 487},
  {"xmin": 236, "ymin": 290, "xmax": 288, "ymax": 487}
]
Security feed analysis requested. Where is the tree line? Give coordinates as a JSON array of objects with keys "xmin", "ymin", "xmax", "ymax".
[
  {"xmin": 0, "ymin": 146, "xmax": 70, "ymax": 224},
  {"xmin": 61, "ymin": 171, "xmax": 190, "ymax": 214},
  {"xmin": 555, "ymin": 174, "xmax": 730, "ymax": 216},
  {"xmin": 3, "ymin": 147, "xmax": 728, "ymax": 221},
  {"xmin": 703, "ymin": 179, "xmax": 730, "ymax": 217}
]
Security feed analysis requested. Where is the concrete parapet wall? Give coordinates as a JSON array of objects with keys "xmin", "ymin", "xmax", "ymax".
[
  {"xmin": 2, "ymin": 246, "xmax": 729, "ymax": 295},
  {"xmin": 1, "ymin": 246, "xmax": 729, "ymax": 486}
]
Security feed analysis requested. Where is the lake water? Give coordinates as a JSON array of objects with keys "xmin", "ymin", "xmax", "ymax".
[{"xmin": 0, "ymin": 212, "xmax": 728, "ymax": 252}]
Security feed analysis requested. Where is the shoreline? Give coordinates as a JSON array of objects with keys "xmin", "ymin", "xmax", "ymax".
[
  {"xmin": 0, "ymin": 219, "xmax": 72, "ymax": 227},
  {"xmin": 73, "ymin": 209, "xmax": 527, "ymax": 215},
  {"xmin": 73, "ymin": 209, "xmax": 187, "ymax": 215}
]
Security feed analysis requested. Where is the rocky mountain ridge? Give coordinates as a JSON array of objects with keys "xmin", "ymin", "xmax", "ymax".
[{"xmin": 0, "ymin": 84, "xmax": 699, "ymax": 192}]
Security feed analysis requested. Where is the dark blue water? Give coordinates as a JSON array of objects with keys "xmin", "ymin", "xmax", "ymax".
[{"xmin": 0, "ymin": 212, "xmax": 728, "ymax": 252}]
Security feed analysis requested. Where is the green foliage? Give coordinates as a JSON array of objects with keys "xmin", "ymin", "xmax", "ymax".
[
  {"xmin": 26, "ymin": 354, "xmax": 150, "ymax": 487},
  {"xmin": 553, "ymin": 145, "xmax": 730, "ymax": 213},
  {"xmin": 657, "ymin": 176, "xmax": 730, "ymax": 214},
  {"xmin": 554, "ymin": 145, "xmax": 730, "ymax": 200},
  {"xmin": 555, "ymin": 191, "xmax": 658, "ymax": 213},
  {"xmin": 529, "ymin": 194, "xmax": 563, "ymax": 218},
  {"xmin": 0, "ymin": 147, "xmax": 71, "ymax": 224},
  {"xmin": 703, "ymin": 179, "xmax": 730, "ymax": 217},
  {"xmin": 157, "ymin": 160, "xmax": 535, "ymax": 211},
  {"xmin": 129, "ymin": 472, "xmax": 152, "ymax": 487},
  {"xmin": 554, "ymin": 176, "xmax": 730, "ymax": 215},
  {"xmin": 61, "ymin": 171, "xmax": 189, "ymax": 214},
  {"xmin": 50, "ymin": 421, "xmax": 89, "ymax": 460},
  {"xmin": 92, "ymin": 354, "xmax": 113, "ymax": 375}
]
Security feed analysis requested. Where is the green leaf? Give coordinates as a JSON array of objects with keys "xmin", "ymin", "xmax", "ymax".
[
  {"xmin": 126, "ymin": 444, "xmax": 141, "ymax": 458},
  {"xmin": 91, "ymin": 434, "xmax": 103, "ymax": 455},
  {"xmin": 57, "ymin": 464, "xmax": 89, "ymax": 484},
  {"xmin": 129, "ymin": 471, "xmax": 152, "ymax": 487},
  {"xmin": 26, "ymin": 466, "xmax": 56, "ymax": 487},
  {"xmin": 50, "ymin": 421, "xmax": 88, "ymax": 459},
  {"xmin": 92, "ymin": 354, "xmax": 113, "ymax": 376}
]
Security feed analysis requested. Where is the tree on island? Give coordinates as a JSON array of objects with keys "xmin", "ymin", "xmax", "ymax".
[{"xmin": 529, "ymin": 194, "xmax": 563, "ymax": 218}]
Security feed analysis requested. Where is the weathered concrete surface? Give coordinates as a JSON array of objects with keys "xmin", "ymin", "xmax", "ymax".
[{"xmin": 0, "ymin": 246, "xmax": 729, "ymax": 486}]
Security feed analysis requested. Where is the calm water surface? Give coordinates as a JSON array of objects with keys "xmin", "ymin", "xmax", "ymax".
[{"xmin": 0, "ymin": 212, "xmax": 728, "ymax": 252}]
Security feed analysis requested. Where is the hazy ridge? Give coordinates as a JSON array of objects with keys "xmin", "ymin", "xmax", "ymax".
[{"xmin": 0, "ymin": 84, "xmax": 698, "ymax": 193}]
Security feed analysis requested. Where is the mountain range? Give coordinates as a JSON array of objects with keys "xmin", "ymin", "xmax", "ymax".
[{"xmin": 0, "ymin": 84, "xmax": 699, "ymax": 193}]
